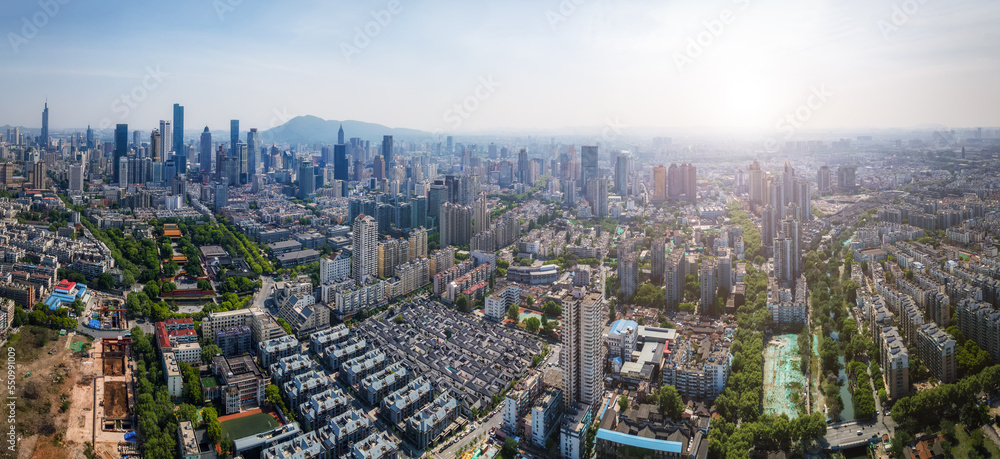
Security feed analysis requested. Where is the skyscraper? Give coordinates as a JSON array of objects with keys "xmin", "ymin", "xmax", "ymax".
[
  {"xmin": 199, "ymin": 127, "xmax": 212, "ymax": 174},
  {"xmin": 651, "ymin": 239, "xmax": 666, "ymax": 284},
  {"xmin": 667, "ymin": 163, "xmax": 680, "ymax": 200},
  {"xmin": 158, "ymin": 120, "xmax": 171, "ymax": 158},
  {"xmin": 614, "ymin": 153, "xmax": 631, "ymax": 195},
  {"xmin": 561, "ymin": 290, "xmax": 605, "ymax": 408},
  {"xmin": 298, "ymin": 160, "xmax": 315, "ymax": 199},
  {"xmin": 173, "ymin": 104, "xmax": 185, "ymax": 168},
  {"xmin": 352, "ymin": 215, "xmax": 378, "ymax": 284},
  {"xmin": 338, "ymin": 124, "xmax": 345, "ymax": 144},
  {"xmin": 473, "ymin": 193, "xmax": 490, "ymax": 234},
  {"xmin": 440, "ymin": 202, "xmax": 472, "ymax": 247},
  {"xmin": 150, "ymin": 130, "xmax": 162, "ymax": 163},
  {"xmin": 837, "ymin": 166, "xmax": 857, "ymax": 193},
  {"xmin": 517, "ymin": 148, "xmax": 530, "ymax": 185},
  {"xmin": 114, "ymin": 124, "xmax": 128, "ymax": 184},
  {"xmin": 700, "ymin": 258, "xmax": 717, "ymax": 314},
  {"xmin": 749, "ymin": 159, "xmax": 764, "ymax": 205},
  {"xmin": 653, "ymin": 165, "xmax": 667, "ymax": 202},
  {"xmin": 586, "ymin": 177, "xmax": 608, "ymax": 218},
  {"xmin": 782, "ymin": 160, "xmax": 795, "ymax": 207},
  {"xmin": 382, "ymin": 135, "xmax": 393, "ymax": 171},
  {"xmin": 373, "ymin": 155, "xmax": 385, "ymax": 181},
  {"xmin": 817, "ymin": 165, "xmax": 831, "ymax": 195},
  {"xmin": 683, "ymin": 163, "xmax": 697, "ymax": 202},
  {"xmin": 334, "ymin": 144, "xmax": 348, "ymax": 181},
  {"xmin": 620, "ymin": 250, "xmax": 638, "ymax": 298},
  {"xmin": 580, "ymin": 145, "xmax": 598, "ymax": 192},
  {"xmin": 794, "ymin": 178, "xmax": 811, "ymax": 222},
  {"xmin": 69, "ymin": 164, "xmax": 84, "ymax": 193},
  {"xmin": 230, "ymin": 120, "xmax": 239, "ymax": 154},
  {"xmin": 40, "ymin": 102, "xmax": 48, "ymax": 149},
  {"xmin": 246, "ymin": 129, "xmax": 259, "ymax": 182},
  {"xmin": 664, "ymin": 249, "xmax": 684, "ymax": 311},
  {"xmin": 86, "ymin": 125, "xmax": 94, "ymax": 150}
]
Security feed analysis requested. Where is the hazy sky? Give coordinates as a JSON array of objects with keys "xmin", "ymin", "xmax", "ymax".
[{"xmin": 2, "ymin": 0, "xmax": 999, "ymax": 134}]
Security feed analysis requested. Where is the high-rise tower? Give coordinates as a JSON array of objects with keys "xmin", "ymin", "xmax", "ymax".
[
  {"xmin": 40, "ymin": 102, "xmax": 49, "ymax": 149},
  {"xmin": 114, "ymin": 124, "xmax": 128, "ymax": 184},
  {"xmin": 199, "ymin": 127, "xmax": 212, "ymax": 174},
  {"xmin": 173, "ymin": 104, "xmax": 185, "ymax": 173},
  {"xmin": 352, "ymin": 215, "xmax": 378, "ymax": 284}
]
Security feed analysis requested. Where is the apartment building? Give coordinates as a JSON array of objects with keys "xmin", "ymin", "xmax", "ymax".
[
  {"xmin": 340, "ymin": 350, "xmax": 387, "ymax": 386},
  {"xmin": 406, "ymin": 394, "xmax": 459, "ymax": 450},
  {"xmin": 316, "ymin": 410, "xmax": 373, "ymax": 459},
  {"xmin": 877, "ymin": 326, "xmax": 910, "ymax": 400},
  {"xmin": 270, "ymin": 354, "xmax": 317, "ymax": 385},
  {"xmin": 212, "ymin": 355, "xmax": 267, "ymax": 414},
  {"xmin": 915, "ymin": 323, "xmax": 957, "ymax": 384},
  {"xmin": 359, "ymin": 362, "xmax": 411, "ymax": 406},
  {"xmin": 284, "ymin": 370, "xmax": 333, "ymax": 408},
  {"xmin": 300, "ymin": 387, "xmax": 350, "ymax": 431},
  {"xmin": 327, "ymin": 338, "xmax": 368, "ymax": 371},
  {"xmin": 258, "ymin": 335, "xmax": 300, "ymax": 368},
  {"xmin": 381, "ymin": 377, "xmax": 433, "ymax": 425}
]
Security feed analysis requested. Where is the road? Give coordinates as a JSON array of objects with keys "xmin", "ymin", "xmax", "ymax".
[
  {"xmin": 252, "ymin": 276, "xmax": 275, "ymax": 311},
  {"xmin": 822, "ymin": 363, "xmax": 896, "ymax": 450},
  {"xmin": 438, "ymin": 409, "xmax": 503, "ymax": 459}
]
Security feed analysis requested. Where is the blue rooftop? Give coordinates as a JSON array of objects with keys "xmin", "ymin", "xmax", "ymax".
[
  {"xmin": 609, "ymin": 319, "xmax": 638, "ymax": 335},
  {"xmin": 595, "ymin": 428, "xmax": 683, "ymax": 453}
]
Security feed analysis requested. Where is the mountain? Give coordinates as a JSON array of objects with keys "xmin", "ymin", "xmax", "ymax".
[{"xmin": 261, "ymin": 115, "xmax": 433, "ymax": 145}]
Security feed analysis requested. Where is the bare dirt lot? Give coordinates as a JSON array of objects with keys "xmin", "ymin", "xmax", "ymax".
[
  {"xmin": 0, "ymin": 327, "xmax": 95, "ymax": 459},
  {"xmin": 104, "ymin": 382, "xmax": 128, "ymax": 418}
]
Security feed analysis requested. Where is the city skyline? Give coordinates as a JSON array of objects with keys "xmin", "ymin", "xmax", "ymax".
[{"xmin": 1, "ymin": 0, "xmax": 999, "ymax": 133}]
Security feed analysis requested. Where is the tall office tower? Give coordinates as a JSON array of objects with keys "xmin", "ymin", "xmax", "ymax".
[
  {"xmin": 334, "ymin": 144, "xmax": 348, "ymax": 181},
  {"xmin": 614, "ymin": 153, "xmax": 630, "ymax": 195},
  {"xmin": 837, "ymin": 166, "xmax": 857, "ymax": 193},
  {"xmin": 232, "ymin": 142, "xmax": 246, "ymax": 184},
  {"xmin": 666, "ymin": 163, "xmax": 680, "ymax": 200},
  {"xmin": 230, "ymin": 120, "xmax": 239, "ymax": 154},
  {"xmin": 338, "ymin": 124, "xmax": 344, "ymax": 144},
  {"xmin": 173, "ymin": 103, "xmax": 184, "ymax": 156},
  {"xmin": 427, "ymin": 184, "xmax": 448, "ymax": 227},
  {"xmin": 133, "ymin": 130, "xmax": 141, "ymax": 151},
  {"xmin": 749, "ymin": 159, "xmax": 764, "ymax": 205},
  {"xmin": 214, "ymin": 182, "xmax": 227, "ymax": 210},
  {"xmin": 411, "ymin": 196, "xmax": 427, "ymax": 229},
  {"xmin": 86, "ymin": 125, "xmax": 94, "ymax": 150},
  {"xmin": 761, "ymin": 204, "xmax": 777, "ymax": 258},
  {"xmin": 150, "ymin": 130, "xmax": 162, "ymax": 163},
  {"xmin": 246, "ymin": 129, "xmax": 259, "ymax": 182},
  {"xmin": 199, "ymin": 127, "xmax": 212, "ymax": 174},
  {"xmin": 794, "ymin": 178, "xmax": 811, "ymax": 221},
  {"xmin": 382, "ymin": 135, "xmax": 393, "ymax": 170},
  {"xmin": 561, "ymin": 290, "xmax": 605, "ymax": 409},
  {"xmin": 580, "ymin": 145, "xmax": 598, "ymax": 187},
  {"xmin": 817, "ymin": 165, "xmax": 831, "ymax": 194},
  {"xmin": 114, "ymin": 124, "xmax": 128, "ymax": 184},
  {"xmin": 782, "ymin": 160, "xmax": 795, "ymax": 206},
  {"xmin": 440, "ymin": 202, "xmax": 473, "ymax": 247},
  {"xmin": 719, "ymin": 249, "xmax": 733, "ymax": 295},
  {"xmin": 586, "ymin": 177, "xmax": 608, "ymax": 218},
  {"xmin": 473, "ymin": 193, "xmax": 490, "ymax": 234},
  {"xmin": 298, "ymin": 160, "xmax": 315, "ymax": 199},
  {"xmin": 159, "ymin": 120, "xmax": 171, "ymax": 157},
  {"xmin": 215, "ymin": 146, "xmax": 226, "ymax": 181},
  {"xmin": 446, "ymin": 136, "xmax": 453, "ymax": 155},
  {"xmin": 651, "ymin": 239, "xmax": 666, "ymax": 284},
  {"xmin": 373, "ymin": 155, "xmax": 385, "ymax": 180},
  {"xmin": 700, "ymin": 258, "xmax": 718, "ymax": 314},
  {"xmin": 682, "ymin": 163, "xmax": 697, "ymax": 201},
  {"xmin": 664, "ymin": 249, "xmax": 685, "ymax": 311},
  {"xmin": 652, "ymin": 165, "xmax": 667, "ymax": 202},
  {"xmin": 69, "ymin": 164, "xmax": 84, "ymax": 192},
  {"xmin": 40, "ymin": 102, "xmax": 48, "ymax": 149},
  {"xmin": 352, "ymin": 215, "xmax": 378, "ymax": 284},
  {"xmin": 487, "ymin": 143, "xmax": 497, "ymax": 159},
  {"xmin": 517, "ymin": 148, "xmax": 529, "ymax": 184},
  {"xmin": 620, "ymin": 250, "xmax": 638, "ymax": 298},
  {"xmin": 30, "ymin": 160, "xmax": 45, "ymax": 189},
  {"xmin": 321, "ymin": 146, "xmax": 333, "ymax": 166}
]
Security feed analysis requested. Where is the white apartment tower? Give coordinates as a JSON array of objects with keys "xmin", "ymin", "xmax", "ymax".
[{"xmin": 352, "ymin": 215, "xmax": 378, "ymax": 284}]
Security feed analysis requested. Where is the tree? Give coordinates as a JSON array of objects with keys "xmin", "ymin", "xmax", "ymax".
[
  {"xmin": 276, "ymin": 318, "xmax": 293, "ymax": 335},
  {"xmin": 524, "ymin": 317, "xmax": 540, "ymax": 333},
  {"xmin": 196, "ymin": 279, "xmax": 212, "ymax": 291},
  {"xmin": 456, "ymin": 294, "xmax": 470, "ymax": 313},
  {"xmin": 658, "ymin": 385, "xmax": 684, "ymax": 420},
  {"xmin": 176, "ymin": 403, "xmax": 199, "ymax": 425},
  {"xmin": 618, "ymin": 395, "xmax": 629, "ymax": 412},
  {"xmin": 500, "ymin": 438, "xmax": 518, "ymax": 459},
  {"xmin": 507, "ymin": 303, "xmax": 519, "ymax": 322},
  {"xmin": 144, "ymin": 280, "xmax": 160, "ymax": 298},
  {"xmin": 201, "ymin": 344, "xmax": 222, "ymax": 363},
  {"xmin": 204, "ymin": 406, "xmax": 221, "ymax": 444},
  {"xmin": 543, "ymin": 301, "xmax": 562, "ymax": 317}
]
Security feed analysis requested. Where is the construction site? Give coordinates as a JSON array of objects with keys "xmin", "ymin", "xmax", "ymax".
[
  {"xmin": 763, "ymin": 334, "xmax": 808, "ymax": 419},
  {"xmin": 90, "ymin": 336, "xmax": 136, "ymax": 459}
]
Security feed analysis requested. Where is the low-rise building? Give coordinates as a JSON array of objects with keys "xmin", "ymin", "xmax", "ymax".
[
  {"xmin": 381, "ymin": 377, "xmax": 433, "ymax": 425},
  {"xmin": 259, "ymin": 335, "xmax": 300, "ymax": 368},
  {"xmin": 300, "ymin": 387, "xmax": 350, "ymax": 431},
  {"xmin": 316, "ymin": 410, "xmax": 373, "ymax": 458},
  {"xmin": 406, "ymin": 394, "xmax": 460, "ymax": 450},
  {"xmin": 212, "ymin": 355, "xmax": 267, "ymax": 414},
  {"xmin": 359, "ymin": 362, "xmax": 411, "ymax": 406},
  {"xmin": 340, "ymin": 350, "xmax": 387, "ymax": 386}
]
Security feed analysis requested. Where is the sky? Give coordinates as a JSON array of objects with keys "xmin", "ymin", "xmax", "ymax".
[{"xmin": 2, "ymin": 0, "xmax": 999, "ymax": 135}]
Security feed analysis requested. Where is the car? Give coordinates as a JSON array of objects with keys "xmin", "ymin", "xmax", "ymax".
[{"xmin": 857, "ymin": 430, "xmax": 863, "ymax": 436}]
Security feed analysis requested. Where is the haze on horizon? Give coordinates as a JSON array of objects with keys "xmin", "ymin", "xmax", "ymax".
[{"xmin": 2, "ymin": 0, "xmax": 999, "ymax": 134}]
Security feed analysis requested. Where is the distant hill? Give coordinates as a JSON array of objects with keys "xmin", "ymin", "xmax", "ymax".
[{"xmin": 261, "ymin": 115, "xmax": 433, "ymax": 145}]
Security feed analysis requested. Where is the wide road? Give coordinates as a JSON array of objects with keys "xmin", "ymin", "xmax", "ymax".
[{"xmin": 252, "ymin": 275, "xmax": 275, "ymax": 311}]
